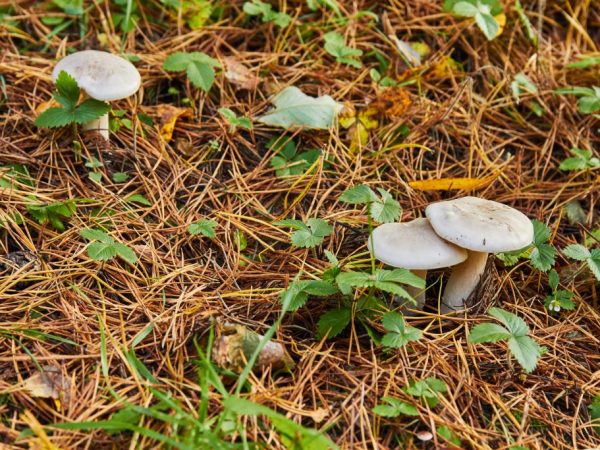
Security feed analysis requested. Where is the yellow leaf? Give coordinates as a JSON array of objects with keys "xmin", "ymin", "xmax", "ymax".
[
  {"xmin": 494, "ymin": 13, "xmax": 507, "ymax": 39},
  {"xmin": 155, "ymin": 105, "xmax": 193, "ymax": 143},
  {"xmin": 427, "ymin": 55, "xmax": 461, "ymax": 79},
  {"xmin": 409, "ymin": 175, "xmax": 497, "ymax": 191}
]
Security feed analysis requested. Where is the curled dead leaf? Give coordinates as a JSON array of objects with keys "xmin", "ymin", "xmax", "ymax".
[
  {"xmin": 153, "ymin": 105, "xmax": 193, "ymax": 143},
  {"xmin": 339, "ymin": 104, "xmax": 379, "ymax": 153},
  {"xmin": 223, "ymin": 57, "xmax": 260, "ymax": 90},
  {"xmin": 22, "ymin": 365, "xmax": 71, "ymax": 405},
  {"xmin": 212, "ymin": 323, "xmax": 294, "ymax": 373}
]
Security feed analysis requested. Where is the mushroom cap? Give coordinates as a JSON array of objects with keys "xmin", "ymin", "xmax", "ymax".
[
  {"xmin": 367, "ymin": 218, "xmax": 468, "ymax": 270},
  {"xmin": 425, "ymin": 196, "xmax": 534, "ymax": 253},
  {"xmin": 51, "ymin": 50, "xmax": 141, "ymax": 101}
]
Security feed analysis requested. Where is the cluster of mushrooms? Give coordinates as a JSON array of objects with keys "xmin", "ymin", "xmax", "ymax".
[
  {"xmin": 49, "ymin": 53, "xmax": 535, "ymax": 316},
  {"xmin": 51, "ymin": 50, "xmax": 142, "ymax": 139},
  {"xmin": 368, "ymin": 196, "xmax": 534, "ymax": 313}
]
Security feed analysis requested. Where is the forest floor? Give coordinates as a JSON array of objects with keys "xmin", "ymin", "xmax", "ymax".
[{"xmin": 0, "ymin": 1, "xmax": 599, "ymax": 449}]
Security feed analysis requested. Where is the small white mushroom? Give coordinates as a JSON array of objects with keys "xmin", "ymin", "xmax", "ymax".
[
  {"xmin": 52, "ymin": 50, "xmax": 141, "ymax": 140},
  {"xmin": 367, "ymin": 218, "xmax": 468, "ymax": 311},
  {"xmin": 426, "ymin": 196, "xmax": 534, "ymax": 313}
]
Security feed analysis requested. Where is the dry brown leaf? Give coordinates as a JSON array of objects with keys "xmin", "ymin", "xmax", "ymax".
[
  {"xmin": 153, "ymin": 105, "xmax": 193, "ymax": 143},
  {"xmin": 223, "ymin": 57, "xmax": 260, "ymax": 90},
  {"xmin": 409, "ymin": 175, "xmax": 498, "ymax": 191},
  {"xmin": 22, "ymin": 366, "xmax": 71, "ymax": 405},
  {"xmin": 212, "ymin": 323, "xmax": 294, "ymax": 373},
  {"xmin": 370, "ymin": 87, "xmax": 411, "ymax": 118}
]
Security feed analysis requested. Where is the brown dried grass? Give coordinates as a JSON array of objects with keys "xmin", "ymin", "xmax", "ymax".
[{"xmin": 0, "ymin": 0, "xmax": 599, "ymax": 449}]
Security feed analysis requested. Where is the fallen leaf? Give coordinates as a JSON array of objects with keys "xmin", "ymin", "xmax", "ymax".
[
  {"xmin": 257, "ymin": 86, "xmax": 343, "ymax": 130},
  {"xmin": 22, "ymin": 366, "xmax": 71, "ymax": 406},
  {"xmin": 339, "ymin": 104, "xmax": 379, "ymax": 152},
  {"xmin": 35, "ymin": 99, "xmax": 58, "ymax": 115},
  {"xmin": 223, "ymin": 57, "xmax": 260, "ymax": 90},
  {"xmin": 494, "ymin": 13, "xmax": 506, "ymax": 39},
  {"xmin": 389, "ymin": 36, "xmax": 422, "ymax": 66},
  {"xmin": 426, "ymin": 55, "xmax": 462, "ymax": 79},
  {"xmin": 409, "ymin": 175, "xmax": 497, "ymax": 191},
  {"xmin": 370, "ymin": 87, "xmax": 412, "ymax": 118},
  {"xmin": 154, "ymin": 105, "xmax": 193, "ymax": 143},
  {"xmin": 212, "ymin": 323, "xmax": 294, "ymax": 373}
]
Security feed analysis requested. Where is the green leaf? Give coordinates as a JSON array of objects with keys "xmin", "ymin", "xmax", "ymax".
[
  {"xmin": 559, "ymin": 148, "xmax": 600, "ymax": 171},
  {"xmin": 508, "ymin": 335, "xmax": 542, "ymax": 373},
  {"xmin": 532, "ymin": 221, "xmax": 550, "ymax": 246},
  {"xmin": 475, "ymin": 12, "xmax": 499, "ymax": 40},
  {"xmin": 373, "ymin": 397, "xmax": 418, "ymax": 418},
  {"xmin": 437, "ymin": 425, "xmax": 462, "ymax": 447},
  {"xmin": 257, "ymin": 86, "xmax": 343, "ymax": 130},
  {"xmin": 323, "ymin": 31, "xmax": 363, "ymax": 68},
  {"xmin": 187, "ymin": 60, "xmax": 216, "ymax": 91},
  {"xmin": 125, "ymin": 194, "xmax": 152, "ymax": 206},
  {"xmin": 488, "ymin": 307, "xmax": 529, "ymax": 336},
  {"xmin": 163, "ymin": 52, "xmax": 220, "ymax": 92},
  {"xmin": 339, "ymin": 184, "xmax": 377, "ymax": 204},
  {"xmin": 188, "ymin": 219, "xmax": 217, "ymax": 238},
  {"xmin": 567, "ymin": 56, "xmax": 600, "ymax": 69},
  {"xmin": 468, "ymin": 323, "xmax": 511, "ymax": 343},
  {"xmin": 113, "ymin": 243, "xmax": 138, "ymax": 265},
  {"xmin": 380, "ymin": 312, "xmax": 423, "ymax": 348},
  {"xmin": 529, "ymin": 243, "xmax": 556, "ymax": 272},
  {"xmin": 317, "ymin": 307, "xmax": 351, "ymax": 339},
  {"xmin": 74, "ymin": 99, "xmax": 110, "ymax": 124},
  {"xmin": 273, "ymin": 219, "xmax": 307, "ymax": 230},
  {"xmin": 35, "ymin": 107, "xmax": 75, "ymax": 128},
  {"xmin": 548, "ymin": 269, "xmax": 559, "ymax": 292},
  {"xmin": 112, "ymin": 172, "xmax": 130, "ymax": 183},
  {"xmin": 578, "ymin": 95, "xmax": 600, "ymax": 114},
  {"xmin": 87, "ymin": 241, "xmax": 118, "ymax": 261},
  {"xmin": 545, "ymin": 290, "xmax": 575, "ymax": 312},
  {"xmin": 589, "ymin": 395, "xmax": 600, "ymax": 433},
  {"xmin": 587, "ymin": 249, "xmax": 600, "ymax": 280},
  {"xmin": 563, "ymin": 244, "xmax": 590, "ymax": 261},
  {"xmin": 280, "ymin": 279, "xmax": 338, "ymax": 311},
  {"xmin": 289, "ymin": 218, "xmax": 332, "ymax": 248},
  {"xmin": 515, "ymin": 0, "xmax": 538, "ymax": 46},
  {"xmin": 452, "ymin": 1, "xmax": 479, "ymax": 16},
  {"xmin": 369, "ymin": 188, "xmax": 401, "ymax": 223},
  {"xmin": 80, "ymin": 228, "xmax": 113, "ymax": 244},
  {"xmin": 54, "ymin": 70, "xmax": 80, "ymax": 109}
]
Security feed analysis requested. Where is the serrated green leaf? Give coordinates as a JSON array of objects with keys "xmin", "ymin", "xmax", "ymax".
[
  {"xmin": 452, "ymin": 1, "xmax": 479, "ymax": 16},
  {"xmin": 587, "ymin": 249, "xmax": 600, "ymax": 280},
  {"xmin": 163, "ymin": 52, "xmax": 193, "ymax": 71},
  {"xmin": 74, "ymin": 99, "xmax": 110, "ymax": 125},
  {"xmin": 532, "ymin": 220, "xmax": 550, "ymax": 246},
  {"xmin": 488, "ymin": 307, "xmax": 529, "ymax": 336},
  {"xmin": 339, "ymin": 184, "xmax": 376, "ymax": 204},
  {"xmin": 289, "ymin": 218, "xmax": 332, "ymax": 248},
  {"xmin": 257, "ymin": 86, "xmax": 343, "ymax": 130},
  {"xmin": 369, "ymin": 188, "xmax": 401, "ymax": 223},
  {"xmin": 273, "ymin": 219, "xmax": 307, "ymax": 230},
  {"xmin": 589, "ymin": 395, "xmax": 600, "ymax": 433},
  {"xmin": 87, "ymin": 241, "xmax": 118, "ymax": 261},
  {"xmin": 80, "ymin": 228, "xmax": 113, "ymax": 244},
  {"xmin": 54, "ymin": 70, "xmax": 80, "ymax": 109},
  {"xmin": 564, "ymin": 201, "xmax": 587, "ymax": 225},
  {"xmin": 372, "ymin": 404, "xmax": 400, "ymax": 418},
  {"xmin": 530, "ymin": 243, "xmax": 556, "ymax": 272},
  {"xmin": 437, "ymin": 425, "xmax": 462, "ymax": 447},
  {"xmin": 113, "ymin": 243, "xmax": 138, "ymax": 265},
  {"xmin": 35, "ymin": 107, "xmax": 75, "ymax": 128},
  {"xmin": 317, "ymin": 307, "xmax": 351, "ymax": 339},
  {"xmin": 187, "ymin": 60, "xmax": 215, "ymax": 92},
  {"xmin": 188, "ymin": 219, "xmax": 217, "ymax": 238},
  {"xmin": 563, "ymin": 244, "xmax": 590, "ymax": 261},
  {"xmin": 508, "ymin": 335, "xmax": 542, "ymax": 373},
  {"xmin": 324, "ymin": 31, "xmax": 363, "ymax": 68},
  {"xmin": 578, "ymin": 95, "xmax": 600, "ymax": 114},
  {"xmin": 468, "ymin": 323, "xmax": 511, "ymax": 343},
  {"xmin": 373, "ymin": 397, "xmax": 418, "ymax": 418}
]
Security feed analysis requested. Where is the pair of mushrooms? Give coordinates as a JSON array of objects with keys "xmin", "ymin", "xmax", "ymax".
[
  {"xmin": 369, "ymin": 196, "xmax": 534, "ymax": 313},
  {"xmin": 50, "ymin": 50, "xmax": 141, "ymax": 139}
]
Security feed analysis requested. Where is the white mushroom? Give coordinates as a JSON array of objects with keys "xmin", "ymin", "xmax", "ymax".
[
  {"xmin": 367, "ymin": 218, "xmax": 468, "ymax": 311},
  {"xmin": 52, "ymin": 50, "xmax": 141, "ymax": 140},
  {"xmin": 426, "ymin": 196, "xmax": 534, "ymax": 313}
]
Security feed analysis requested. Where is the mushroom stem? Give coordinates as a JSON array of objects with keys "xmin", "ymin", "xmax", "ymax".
[
  {"xmin": 441, "ymin": 250, "xmax": 488, "ymax": 313},
  {"xmin": 82, "ymin": 113, "xmax": 109, "ymax": 140}
]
